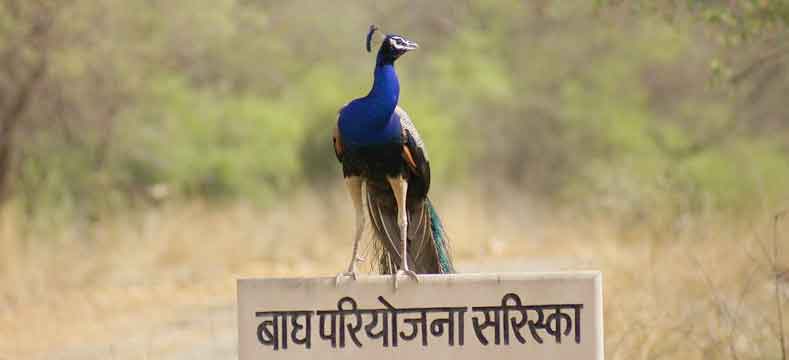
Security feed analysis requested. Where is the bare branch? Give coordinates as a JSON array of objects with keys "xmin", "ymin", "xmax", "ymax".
[{"xmin": 730, "ymin": 44, "xmax": 789, "ymax": 85}]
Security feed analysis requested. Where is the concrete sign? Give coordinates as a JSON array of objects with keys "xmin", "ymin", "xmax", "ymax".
[{"xmin": 238, "ymin": 272, "xmax": 603, "ymax": 359}]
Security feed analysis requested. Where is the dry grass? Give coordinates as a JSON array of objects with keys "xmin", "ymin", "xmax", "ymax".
[{"xmin": 0, "ymin": 187, "xmax": 787, "ymax": 359}]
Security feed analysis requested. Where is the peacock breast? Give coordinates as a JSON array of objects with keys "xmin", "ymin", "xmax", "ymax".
[{"xmin": 338, "ymin": 103, "xmax": 403, "ymax": 148}]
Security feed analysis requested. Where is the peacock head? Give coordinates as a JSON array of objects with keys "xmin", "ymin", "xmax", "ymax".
[{"xmin": 366, "ymin": 25, "xmax": 418, "ymax": 64}]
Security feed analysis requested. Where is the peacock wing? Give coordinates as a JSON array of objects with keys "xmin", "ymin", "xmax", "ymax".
[
  {"xmin": 394, "ymin": 106, "xmax": 431, "ymax": 196},
  {"xmin": 332, "ymin": 104, "xmax": 348, "ymax": 162}
]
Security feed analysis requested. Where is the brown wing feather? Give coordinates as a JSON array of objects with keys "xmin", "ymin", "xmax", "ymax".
[
  {"xmin": 333, "ymin": 125, "xmax": 343, "ymax": 161},
  {"xmin": 333, "ymin": 104, "xmax": 348, "ymax": 162},
  {"xmin": 402, "ymin": 145, "xmax": 417, "ymax": 172}
]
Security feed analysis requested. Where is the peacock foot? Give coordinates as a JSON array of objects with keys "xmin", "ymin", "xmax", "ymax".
[
  {"xmin": 393, "ymin": 269, "xmax": 419, "ymax": 290},
  {"xmin": 335, "ymin": 270, "xmax": 359, "ymax": 287}
]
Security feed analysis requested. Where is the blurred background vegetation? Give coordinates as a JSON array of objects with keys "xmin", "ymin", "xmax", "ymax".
[
  {"xmin": 1, "ymin": 1, "xmax": 788, "ymax": 359},
  {"xmin": 1, "ymin": 0, "xmax": 786, "ymax": 218}
]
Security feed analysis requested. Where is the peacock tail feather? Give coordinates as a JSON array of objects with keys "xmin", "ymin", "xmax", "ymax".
[
  {"xmin": 364, "ymin": 181, "xmax": 454, "ymax": 274},
  {"xmin": 427, "ymin": 198, "xmax": 454, "ymax": 273}
]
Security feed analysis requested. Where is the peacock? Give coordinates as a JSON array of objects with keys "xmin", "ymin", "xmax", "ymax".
[{"xmin": 333, "ymin": 25, "xmax": 454, "ymax": 288}]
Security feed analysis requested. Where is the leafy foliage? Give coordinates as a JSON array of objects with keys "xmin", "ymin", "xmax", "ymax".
[{"xmin": 0, "ymin": 0, "xmax": 787, "ymax": 217}]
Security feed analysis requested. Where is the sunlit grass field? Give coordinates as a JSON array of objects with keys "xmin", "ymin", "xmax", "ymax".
[{"xmin": 1, "ymin": 188, "xmax": 786, "ymax": 359}]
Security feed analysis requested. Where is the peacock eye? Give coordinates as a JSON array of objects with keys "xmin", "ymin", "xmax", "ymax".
[{"xmin": 390, "ymin": 37, "xmax": 404, "ymax": 48}]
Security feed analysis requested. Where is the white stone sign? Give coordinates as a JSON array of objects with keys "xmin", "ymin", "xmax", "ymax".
[{"xmin": 238, "ymin": 272, "xmax": 603, "ymax": 359}]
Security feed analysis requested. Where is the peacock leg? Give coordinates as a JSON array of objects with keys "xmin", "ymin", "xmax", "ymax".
[
  {"xmin": 387, "ymin": 175, "xmax": 419, "ymax": 289},
  {"xmin": 336, "ymin": 176, "xmax": 367, "ymax": 286}
]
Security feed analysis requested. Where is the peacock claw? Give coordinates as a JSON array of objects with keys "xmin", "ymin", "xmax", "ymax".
[
  {"xmin": 335, "ymin": 271, "xmax": 359, "ymax": 287},
  {"xmin": 393, "ymin": 269, "xmax": 419, "ymax": 290}
]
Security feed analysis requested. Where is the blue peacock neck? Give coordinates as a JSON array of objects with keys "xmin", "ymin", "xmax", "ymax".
[{"xmin": 365, "ymin": 55, "xmax": 400, "ymax": 129}]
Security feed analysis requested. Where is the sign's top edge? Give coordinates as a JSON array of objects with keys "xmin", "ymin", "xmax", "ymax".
[{"xmin": 237, "ymin": 271, "xmax": 602, "ymax": 283}]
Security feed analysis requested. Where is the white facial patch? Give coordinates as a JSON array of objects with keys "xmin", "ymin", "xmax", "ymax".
[{"xmin": 389, "ymin": 36, "xmax": 418, "ymax": 51}]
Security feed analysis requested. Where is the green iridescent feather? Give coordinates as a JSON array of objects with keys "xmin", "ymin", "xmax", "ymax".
[{"xmin": 427, "ymin": 198, "xmax": 454, "ymax": 273}]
